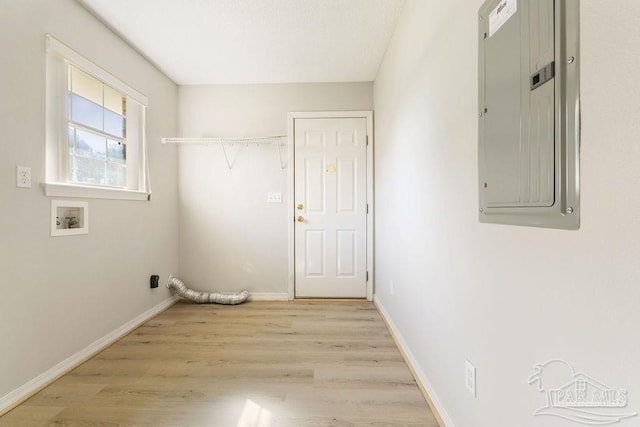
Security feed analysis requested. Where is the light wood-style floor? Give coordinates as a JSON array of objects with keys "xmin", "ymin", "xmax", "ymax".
[{"xmin": 1, "ymin": 301, "xmax": 438, "ymax": 426}]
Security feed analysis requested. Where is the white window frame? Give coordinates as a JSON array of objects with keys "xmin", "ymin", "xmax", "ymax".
[{"xmin": 45, "ymin": 34, "xmax": 150, "ymax": 201}]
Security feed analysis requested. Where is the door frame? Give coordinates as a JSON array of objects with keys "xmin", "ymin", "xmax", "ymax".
[{"xmin": 287, "ymin": 111, "xmax": 374, "ymax": 301}]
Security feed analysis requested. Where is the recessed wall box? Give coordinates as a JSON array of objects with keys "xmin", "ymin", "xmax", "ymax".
[
  {"xmin": 478, "ymin": 0, "xmax": 580, "ymax": 229},
  {"xmin": 51, "ymin": 200, "xmax": 88, "ymax": 236}
]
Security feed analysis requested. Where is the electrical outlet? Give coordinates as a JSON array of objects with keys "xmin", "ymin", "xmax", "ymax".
[
  {"xmin": 465, "ymin": 359, "xmax": 476, "ymax": 397},
  {"xmin": 16, "ymin": 166, "xmax": 31, "ymax": 188},
  {"xmin": 390, "ymin": 279, "xmax": 394, "ymax": 295},
  {"xmin": 266, "ymin": 192, "xmax": 282, "ymax": 203},
  {"xmin": 150, "ymin": 275, "xmax": 159, "ymax": 289}
]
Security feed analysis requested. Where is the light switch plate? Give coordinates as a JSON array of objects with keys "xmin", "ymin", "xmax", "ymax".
[{"xmin": 267, "ymin": 192, "xmax": 282, "ymax": 203}]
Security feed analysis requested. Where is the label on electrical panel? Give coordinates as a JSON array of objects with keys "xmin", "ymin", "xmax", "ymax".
[{"xmin": 489, "ymin": 0, "xmax": 517, "ymax": 37}]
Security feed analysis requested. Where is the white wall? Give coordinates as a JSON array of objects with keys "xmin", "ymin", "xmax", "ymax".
[
  {"xmin": 374, "ymin": 1, "xmax": 640, "ymax": 426},
  {"xmin": 178, "ymin": 83, "xmax": 372, "ymax": 295},
  {"xmin": 0, "ymin": 0, "xmax": 178, "ymax": 402}
]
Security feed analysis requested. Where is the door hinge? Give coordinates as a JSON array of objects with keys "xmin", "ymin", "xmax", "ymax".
[
  {"xmin": 366, "ymin": 203, "xmax": 369, "ymax": 214},
  {"xmin": 366, "ymin": 271, "xmax": 369, "ymax": 281},
  {"xmin": 366, "ymin": 135, "xmax": 369, "ymax": 146}
]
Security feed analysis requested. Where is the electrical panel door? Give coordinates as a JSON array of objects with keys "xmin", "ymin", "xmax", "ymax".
[{"xmin": 478, "ymin": 0, "xmax": 580, "ymax": 229}]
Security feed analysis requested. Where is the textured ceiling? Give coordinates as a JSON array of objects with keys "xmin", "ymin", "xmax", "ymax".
[{"xmin": 79, "ymin": 0, "xmax": 406, "ymax": 85}]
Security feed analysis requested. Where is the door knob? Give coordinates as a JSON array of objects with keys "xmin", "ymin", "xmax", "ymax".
[
  {"xmin": 296, "ymin": 216, "xmax": 304, "ymax": 222},
  {"xmin": 297, "ymin": 203, "xmax": 304, "ymax": 210}
]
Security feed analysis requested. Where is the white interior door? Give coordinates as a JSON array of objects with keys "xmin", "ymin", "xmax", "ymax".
[{"xmin": 294, "ymin": 117, "xmax": 368, "ymax": 298}]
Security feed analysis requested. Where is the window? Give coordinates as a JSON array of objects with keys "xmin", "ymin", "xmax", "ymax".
[
  {"xmin": 68, "ymin": 66, "xmax": 128, "ymax": 187},
  {"xmin": 46, "ymin": 35, "xmax": 150, "ymax": 200}
]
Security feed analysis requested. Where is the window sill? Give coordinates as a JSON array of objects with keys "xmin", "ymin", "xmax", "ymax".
[{"xmin": 44, "ymin": 182, "xmax": 150, "ymax": 201}]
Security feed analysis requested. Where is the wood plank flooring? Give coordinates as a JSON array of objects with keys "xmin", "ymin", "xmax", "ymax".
[{"xmin": 0, "ymin": 301, "xmax": 438, "ymax": 426}]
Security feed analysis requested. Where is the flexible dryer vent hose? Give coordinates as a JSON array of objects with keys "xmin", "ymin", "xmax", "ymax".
[{"xmin": 166, "ymin": 276, "xmax": 250, "ymax": 305}]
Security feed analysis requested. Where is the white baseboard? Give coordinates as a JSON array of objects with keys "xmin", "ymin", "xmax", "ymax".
[
  {"xmin": 0, "ymin": 295, "xmax": 179, "ymax": 416},
  {"xmin": 248, "ymin": 292, "xmax": 290, "ymax": 301},
  {"xmin": 374, "ymin": 295, "xmax": 455, "ymax": 427}
]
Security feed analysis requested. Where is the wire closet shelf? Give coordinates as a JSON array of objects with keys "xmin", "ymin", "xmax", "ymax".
[
  {"xmin": 160, "ymin": 135, "xmax": 288, "ymax": 170},
  {"xmin": 161, "ymin": 135, "xmax": 287, "ymax": 145}
]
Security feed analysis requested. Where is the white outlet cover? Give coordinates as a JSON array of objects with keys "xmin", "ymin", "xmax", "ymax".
[
  {"xmin": 465, "ymin": 359, "xmax": 476, "ymax": 397},
  {"xmin": 16, "ymin": 166, "xmax": 31, "ymax": 188}
]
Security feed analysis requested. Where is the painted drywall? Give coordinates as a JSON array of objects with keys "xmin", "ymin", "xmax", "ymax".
[
  {"xmin": 178, "ymin": 83, "xmax": 372, "ymax": 295},
  {"xmin": 374, "ymin": 1, "xmax": 640, "ymax": 426},
  {"xmin": 0, "ymin": 0, "xmax": 178, "ymax": 401}
]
